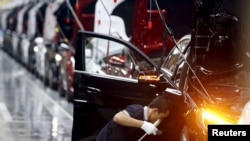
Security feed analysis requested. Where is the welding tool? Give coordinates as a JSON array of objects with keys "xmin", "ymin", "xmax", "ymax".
[{"xmin": 138, "ymin": 119, "xmax": 161, "ymax": 141}]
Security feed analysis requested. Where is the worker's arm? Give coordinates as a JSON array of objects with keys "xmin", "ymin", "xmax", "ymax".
[
  {"xmin": 113, "ymin": 110, "xmax": 159, "ymax": 135},
  {"xmin": 113, "ymin": 110, "xmax": 144, "ymax": 128}
]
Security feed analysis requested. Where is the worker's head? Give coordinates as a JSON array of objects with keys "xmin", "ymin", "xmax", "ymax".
[{"xmin": 148, "ymin": 95, "xmax": 171, "ymax": 123}]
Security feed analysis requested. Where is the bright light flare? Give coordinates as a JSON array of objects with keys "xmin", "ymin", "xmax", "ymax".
[
  {"xmin": 201, "ymin": 108, "xmax": 235, "ymax": 126},
  {"xmin": 70, "ymin": 56, "xmax": 75, "ymax": 69},
  {"xmin": 33, "ymin": 46, "xmax": 39, "ymax": 52},
  {"xmin": 55, "ymin": 54, "xmax": 62, "ymax": 61}
]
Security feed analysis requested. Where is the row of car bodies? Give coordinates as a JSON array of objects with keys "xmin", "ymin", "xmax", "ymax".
[
  {"xmin": 57, "ymin": 0, "xmax": 193, "ymax": 103},
  {"xmin": 1, "ymin": 0, "xmax": 194, "ymax": 140},
  {"xmin": 0, "ymin": 0, "xmax": 192, "ymax": 103},
  {"xmin": 2, "ymin": 0, "xmax": 250, "ymax": 140},
  {"xmin": 72, "ymin": 0, "xmax": 250, "ymax": 140}
]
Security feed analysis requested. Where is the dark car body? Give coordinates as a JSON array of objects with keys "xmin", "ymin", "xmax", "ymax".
[
  {"xmin": 72, "ymin": 0, "xmax": 250, "ymax": 141},
  {"xmin": 72, "ymin": 31, "xmax": 189, "ymax": 141},
  {"xmin": 59, "ymin": 0, "xmax": 193, "ymax": 103}
]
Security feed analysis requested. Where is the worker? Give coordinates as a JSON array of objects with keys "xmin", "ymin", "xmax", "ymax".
[{"xmin": 95, "ymin": 95, "xmax": 172, "ymax": 141}]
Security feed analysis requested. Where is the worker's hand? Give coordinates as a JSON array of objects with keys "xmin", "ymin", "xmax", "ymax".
[{"xmin": 141, "ymin": 121, "xmax": 158, "ymax": 135}]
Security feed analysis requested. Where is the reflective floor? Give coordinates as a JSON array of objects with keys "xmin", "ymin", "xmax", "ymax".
[{"xmin": 0, "ymin": 49, "xmax": 73, "ymax": 141}]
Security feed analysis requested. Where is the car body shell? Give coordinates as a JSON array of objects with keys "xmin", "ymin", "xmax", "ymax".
[{"xmin": 72, "ymin": 1, "xmax": 250, "ymax": 141}]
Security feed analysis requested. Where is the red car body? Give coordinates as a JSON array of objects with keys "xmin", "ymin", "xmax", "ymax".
[{"xmin": 131, "ymin": 0, "xmax": 175, "ymax": 55}]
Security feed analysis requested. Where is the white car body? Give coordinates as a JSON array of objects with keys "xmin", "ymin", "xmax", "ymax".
[
  {"xmin": 21, "ymin": 2, "xmax": 44, "ymax": 65},
  {"xmin": 84, "ymin": 0, "xmax": 129, "ymax": 73},
  {"xmin": 16, "ymin": 6, "xmax": 29, "ymax": 36},
  {"xmin": 1, "ymin": 10, "xmax": 10, "ymax": 31},
  {"xmin": 0, "ymin": 30, "xmax": 3, "ymax": 48},
  {"xmin": 27, "ymin": 2, "xmax": 45, "ymax": 39},
  {"xmin": 11, "ymin": 32, "xmax": 19, "ymax": 57},
  {"xmin": 12, "ymin": 5, "xmax": 30, "ymax": 58},
  {"xmin": 33, "ymin": 37, "xmax": 46, "ymax": 77},
  {"xmin": 94, "ymin": 0, "xmax": 129, "ymax": 40},
  {"xmin": 1, "ymin": 9, "xmax": 11, "ymax": 49},
  {"xmin": 34, "ymin": 0, "xmax": 63, "ymax": 78}
]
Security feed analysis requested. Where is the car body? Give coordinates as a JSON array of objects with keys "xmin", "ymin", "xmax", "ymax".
[
  {"xmin": 2, "ymin": 5, "xmax": 20, "ymax": 56},
  {"xmin": 58, "ymin": 0, "xmax": 191, "ymax": 103},
  {"xmin": 8, "ymin": 3, "xmax": 32, "ymax": 63},
  {"xmin": 1, "ymin": 9, "xmax": 11, "ymax": 51},
  {"xmin": 57, "ymin": 0, "xmax": 97, "ymax": 101},
  {"xmin": 32, "ymin": 0, "xmax": 63, "ymax": 84},
  {"xmin": 72, "ymin": 30, "xmax": 190, "ymax": 141},
  {"xmin": 0, "ymin": 29, "xmax": 3, "ymax": 48},
  {"xmin": 0, "ymin": 0, "xmax": 19, "ymax": 53},
  {"xmin": 19, "ymin": 2, "xmax": 46, "ymax": 67},
  {"xmin": 13, "ymin": 4, "xmax": 30, "ymax": 63},
  {"xmin": 27, "ymin": 2, "xmax": 47, "ymax": 73},
  {"xmin": 72, "ymin": 0, "xmax": 250, "ymax": 141}
]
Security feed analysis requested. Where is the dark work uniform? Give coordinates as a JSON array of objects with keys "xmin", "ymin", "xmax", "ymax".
[{"xmin": 96, "ymin": 104, "xmax": 145, "ymax": 141}]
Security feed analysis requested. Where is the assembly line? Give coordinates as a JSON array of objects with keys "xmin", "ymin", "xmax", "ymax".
[
  {"xmin": 0, "ymin": 49, "xmax": 73, "ymax": 141},
  {"xmin": 1, "ymin": 0, "xmax": 250, "ymax": 141}
]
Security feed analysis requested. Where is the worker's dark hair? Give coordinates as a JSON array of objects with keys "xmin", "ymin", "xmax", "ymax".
[{"xmin": 148, "ymin": 95, "xmax": 172, "ymax": 113}]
